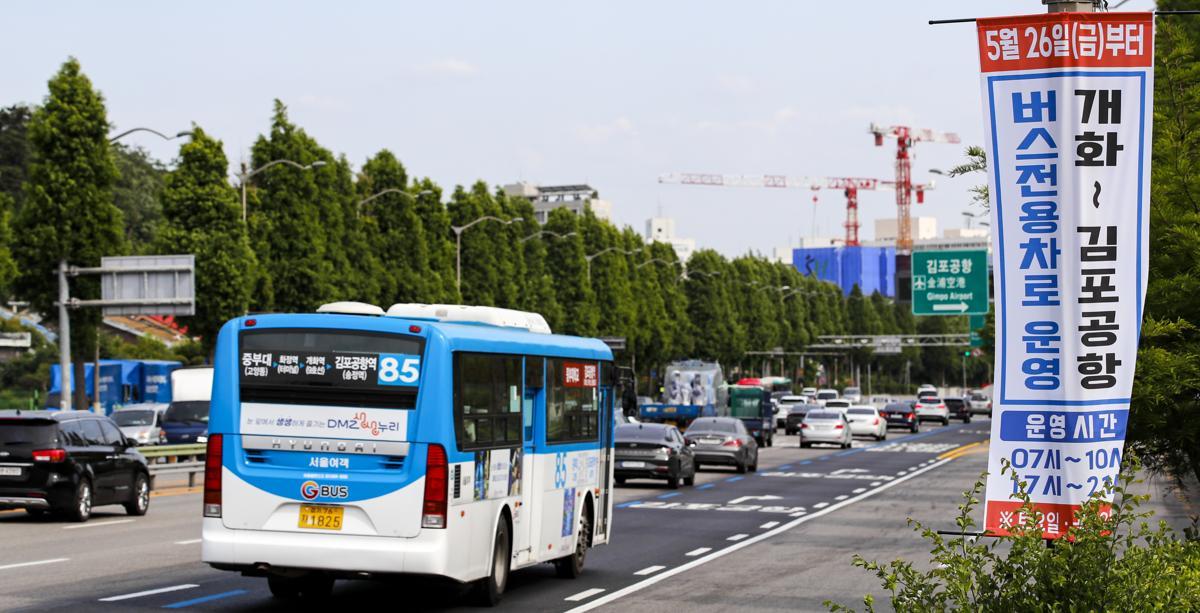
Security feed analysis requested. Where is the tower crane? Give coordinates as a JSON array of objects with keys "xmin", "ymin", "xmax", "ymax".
[
  {"xmin": 868, "ymin": 123, "xmax": 961, "ymax": 254},
  {"xmin": 657, "ymin": 172, "xmax": 935, "ymax": 247}
]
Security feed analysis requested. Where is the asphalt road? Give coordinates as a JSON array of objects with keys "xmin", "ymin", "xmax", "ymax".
[{"xmin": 0, "ymin": 420, "xmax": 989, "ymax": 612}]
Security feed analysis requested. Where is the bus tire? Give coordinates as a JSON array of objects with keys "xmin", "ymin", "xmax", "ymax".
[
  {"xmin": 475, "ymin": 516, "xmax": 511, "ymax": 605},
  {"xmin": 299, "ymin": 575, "xmax": 334, "ymax": 599},
  {"xmin": 267, "ymin": 576, "xmax": 302, "ymax": 600},
  {"xmin": 555, "ymin": 500, "xmax": 591, "ymax": 579}
]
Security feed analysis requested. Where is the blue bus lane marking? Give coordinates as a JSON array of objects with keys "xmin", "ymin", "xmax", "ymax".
[{"xmin": 163, "ymin": 590, "xmax": 247, "ymax": 609}]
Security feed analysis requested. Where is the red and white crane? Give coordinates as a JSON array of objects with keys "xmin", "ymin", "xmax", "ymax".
[
  {"xmin": 657, "ymin": 172, "xmax": 935, "ymax": 247},
  {"xmin": 868, "ymin": 123, "xmax": 961, "ymax": 254}
]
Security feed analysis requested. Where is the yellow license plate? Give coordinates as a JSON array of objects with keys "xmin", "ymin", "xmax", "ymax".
[{"xmin": 298, "ymin": 504, "xmax": 344, "ymax": 531}]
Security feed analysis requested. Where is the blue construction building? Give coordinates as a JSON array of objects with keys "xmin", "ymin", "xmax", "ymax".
[{"xmin": 792, "ymin": 246, "xmax": 897, "ymax": 297}]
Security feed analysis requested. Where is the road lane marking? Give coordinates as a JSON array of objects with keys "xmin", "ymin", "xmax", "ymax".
[
  {"xmin": 0, "ymin": 558, "xmax": 68, "ymax": 571},
  {"xmin": 174, "ymin": 539, "xmax": 202, "ymax": 545},
  {"xmin": 870, "ymin": 482, "xmax": 882, "ymax": 487},
  {"xmin": 565, "ymin": 588, "xmax": 606, "ymax": 602},
  {"xmin": 789, "ymin": 511, "xmax": 807, "ymax": 517},
  {"xmin": 565, "ymin": 457, "xmax": 956, "ymax": 613},
  {"xmin": 685, "ymin": 547, "xmax": 712, "ymax": 557},
  {"xmin": 835, "ymin": 495, "xmax": 848, "ymax": 501},
  {"xmin": 63, "ymin": 519, "xmax": 134, "ymax": 530},
  {"xmin": 615, "ymin": 501, "xmax": 640, "ymax": 508},
  {"xmin": 99, "ymin": 584, "xmax": 198, "ymax": 602},
  {"xmin": 760, "ymin": 521, "xmax": 780, "ymax": 529},
  {"xmin": 726, "ymin": 534, "xmax": 749, "ymax": 541},
  {"xmin": 777, "ymin": 465, "xmax": 793, "ymax": 470},
  {"xmin": 853, "ymin": 488, "xmax": 866, "ymax": 494},
  {"xmin": 164, "ymin": 589, "xmax": 246, "ymax": 609},
  {"xmin": 813, "ymin": 502, "xmax": 829, "ymax": 509},
  {"xmin": 657, "ymin": 492, "xmax": 680, "ymax": 499},
  {"xmin": 696, "ymin": 484, "xmax": 714, "ymax": 490},
  {"xmin": 897, "ymin": 470, "xmax": 909, "ymax": 475},
  {"xmin": 634, "ymin": 565, "xmax": 666, "ymax": 576}
]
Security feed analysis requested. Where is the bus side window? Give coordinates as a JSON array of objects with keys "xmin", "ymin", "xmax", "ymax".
[
  {"xmin": 523, "ymin": 358, "xmax": 544, "ymax": 443},
  {"xmin": 454, "ymin": 353, "xmax": 524, "ymax": 451}
]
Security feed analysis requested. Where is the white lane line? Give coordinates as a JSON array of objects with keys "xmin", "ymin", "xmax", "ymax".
[
  {"xmin": 63, "ymin": 519, "xmax": 134, "ymax": 530},
  {"xmin": 565, "ymin": 457, "xmax": 956, "ymax": 613},
  {"xmin": 564, "ymin": 588, "xmax": 606, "ymax": 602},
  {"xmin": 789, "ymin": 511, "xmax": 807, "ymax": 517},
  {"xmin": 0, "ymin": 558, "xmax": 69, "ymax": 571},
  {"xmin": 897, "ymin": 470, "xmax": 909, "ymax": 476},
  {"xmin": 813, "ymin": 502, "xmax": 829, "ymax": 509},
  {"xmin": 835, "ymin": 495, "xmax": 849, "ymax": 501},
  {"xmin": 760, "ymin": 521, "xmax": 780, "ymax": 529},
  {"xmin": 99, "ymin": 584, "xmax": 199, "ymax": 602},
  {"xmin": 174, "ymin": 539, "xmax": 202, "ymax": 545},
  {"xmin": 727, "ymin": 533, "xmax": 749, "ymax": 542},
  {"xmin": 853, "ymin": 488, "xmax": 866, "ymax": 494},
  {"xmin": 870, "ymin": 482, "xmax": 882, "ymax": 487},
  {"xmin": 685, "ymin": 547, "xmax": 712, "ymax": 557},
  {"xmin": 633, "ymin": 565, "xmax": 666, "ymax": 576}
]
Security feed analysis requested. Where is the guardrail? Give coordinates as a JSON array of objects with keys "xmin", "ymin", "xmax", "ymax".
[{"xmin": 141, "ymin": 443, "xmax": 206, "ymax": 488}]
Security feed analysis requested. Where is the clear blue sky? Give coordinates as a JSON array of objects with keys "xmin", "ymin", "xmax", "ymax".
[{"xmin": 1, "ymin": 0, "xmax": 1156, "ymax": 256}]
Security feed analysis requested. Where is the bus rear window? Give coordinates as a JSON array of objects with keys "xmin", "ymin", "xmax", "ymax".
[{"xmin": 238, "ymin": 329, "xmax": 424, "ymax": 409}]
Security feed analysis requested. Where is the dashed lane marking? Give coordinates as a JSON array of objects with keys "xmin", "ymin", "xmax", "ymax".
[
  {"xmin": 63, "ymin": 519, "xmax": 134, "ymax": 530},
  {"xmin": 634, "ymin": 565, "xmax": 666, "ymax": 576},
  {"xmin": 727, "ymin": 534, "xmax": 749, "ymax": 541},
  {"xmin": 174, "ymin": 539, "xmax": 201, "ymax": 545},
  {"xmin": 565, "ymin": 588, "xmax": 606, "ymax": 602},
  {"xmin": 697, "ymin": 484, "xmax": 715, "ymax": 490},
  {"xmin": 813, "ymin": 502, "xmax": 829, "ymax": 509},
  {"xmin": 835, "ymin": 495, "xmax": 848, "ymax": 501},
  {"xmin": 870, "ymin": 482, "xmax": 882, "ymax": 487},
  {"xmin": 0, "ymin": 558, "xmax": 68, "ymax": 571},
  {"xmin": 789, "ymin": 511, "xmax": 807, "ymax": 517},
  {"xmin": 99, "ymin": 584, "xmax": 198, "ymax": 602},
  {"xmin": 685, "ymin": 547, "xmax": 712, "ymax": 557},
  {"xmin": 852, "ymin": 488, "xmax": 866, "ymax": 494},
  {"xmin": 657, "ymin": 492, "xmax": 681, "ymax": 499},
  {"xmin": 760, "ymin": 521, "xmax": 780, "ymax": 529}
]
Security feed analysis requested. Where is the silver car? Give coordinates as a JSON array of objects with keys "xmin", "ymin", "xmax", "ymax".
[
  {"xmin": 799, "ymin": 410, "xmax": 852, "ymax": 449},
  {"xmin": 111, "ymin": 403, "xmax": 169, "ymax": 446}
]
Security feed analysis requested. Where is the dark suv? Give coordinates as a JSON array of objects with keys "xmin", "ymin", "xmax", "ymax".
[
  {"xmin": 0, "ymin": 410, "xmax": 151, "ymax": 521},
  {"xmin": 944, "ymin": 397, "xmax": 972, "ymax": 423}
]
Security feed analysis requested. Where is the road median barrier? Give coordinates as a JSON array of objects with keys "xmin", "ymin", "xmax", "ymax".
[{"xmin": 140, "ymin": 444, "xmax": 206, "ymax": 488}]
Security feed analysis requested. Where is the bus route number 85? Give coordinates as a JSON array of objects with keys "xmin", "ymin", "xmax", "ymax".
[{"xmin": 378, "ymin": 354, "xmax": 421, "ymax": 386}]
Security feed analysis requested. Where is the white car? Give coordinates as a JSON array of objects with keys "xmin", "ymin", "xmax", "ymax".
[
  {"xmin": 916, "ymin": 384, "xmax": 937, "ymax": 397},
  {"xmin": 846, "ymin": 405, "xmax": 887, "ymax": 441},
  {"xmin": 914, "ymin": 396, "xmax": 950, "ymax": 425},
  {"xmin": 799, "ymin": 410, "xmax": 852, "ymax": 449},
  {"xmin": 814, "ymin": 389, "xmax": 839, "ymax": 405},
  {"xmin": 774, "ymin": 395, "xmax": 807, "ymax": 429},
  {"xmin": 968, "ymin": 391, "xmax": 991, "ymax": 415},
  {"xmin": 824, "ymin": 399, "xmax": 851, "ymax": 412},
  {"xmin": 801, "ymin": 387, "xmax": 818, "ymax": 397},
  {"xmin": 842, "ymin": 386, "xmax": 862, "ymax": 403},
  {"xmin": 111, "ymin": 403, "xmax": 169, "ymax": 446}
]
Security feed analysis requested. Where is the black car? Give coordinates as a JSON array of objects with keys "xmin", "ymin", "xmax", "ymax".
[
  {"xmin": 881, "ymin": 402, "xmax": 920, "ymax": 433},
  {"xmin": 0, "ymin": 410, "xmax": 151, "ymax": 522},
  {"xmin": 684, "ymin": 417, "xmax": 758, "ymax": 473},
  {"xmin": 784, "ymin": 404, "xmax": 820, "ymax": 435},
  {"xmin": 614, "ymin": 423, "xmax": 695, "ymax": 488},
  {"xmin": 944, "ymin": 397, "xmax": 972, "ymax": 423}
]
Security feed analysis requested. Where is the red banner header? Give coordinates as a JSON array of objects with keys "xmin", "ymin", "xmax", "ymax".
[{"xmin": 977, "ymin": 12, "xmax": 1153, "ymax": 73}]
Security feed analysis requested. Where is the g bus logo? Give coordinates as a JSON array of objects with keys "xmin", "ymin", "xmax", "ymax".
[{"xmin": 300, "ymin": 480, "xmax": 349, "ymax": 500}]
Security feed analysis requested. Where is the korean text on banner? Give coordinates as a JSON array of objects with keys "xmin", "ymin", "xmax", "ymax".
[{"xmin": 977, "ymin": 12, "xmax": 1153, "ymax": 539}]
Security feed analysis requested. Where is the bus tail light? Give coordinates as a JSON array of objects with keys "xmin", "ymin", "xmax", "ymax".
[
  {"xmin": 422, "ymin": 444, "xmax": 448, "ymax": 529},
  {"xmin": 203, "ymin": 434, "xmax": 223, "ymax": 518}
]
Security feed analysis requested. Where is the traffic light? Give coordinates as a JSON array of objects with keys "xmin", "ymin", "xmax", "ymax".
[{"xmin": 963, "ymin": 351, "xmax": 971, "ymax": 357}]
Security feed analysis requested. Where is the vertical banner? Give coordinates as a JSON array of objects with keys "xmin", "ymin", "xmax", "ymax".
[{"xmin": 977, "ymin": 12, "xmax": 1154, "ymax": 538}]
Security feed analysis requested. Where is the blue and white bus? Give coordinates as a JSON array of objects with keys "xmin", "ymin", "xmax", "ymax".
[{"xmin": 201, "ymin": 302, "xmax": 616, "ymax": 604}]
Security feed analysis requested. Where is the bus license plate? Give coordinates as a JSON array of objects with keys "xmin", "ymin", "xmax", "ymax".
[
  {"xmin": 0, "ymin": 467, "xmax": 20, "ymax": 476},
  {"xmin": 298, "ymin": 505, "xmax": 344, "ymax": 531}
]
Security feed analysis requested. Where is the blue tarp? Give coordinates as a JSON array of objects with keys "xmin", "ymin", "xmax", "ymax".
[{"xmin": 792, "ymin": 246, "xmax": 896, "ymax": 297}]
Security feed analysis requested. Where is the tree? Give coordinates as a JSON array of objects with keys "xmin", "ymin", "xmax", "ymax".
[
  {"xmin": 156, "ymin": 126, "xmax": 255, "ymax": 355},
  {"xmin": 0, "ymin": 194, "xmax": 16, "ymax": 298},
  {"xmin": 112, "ymin": 144, "xmax": 166, "ymax": 249},
  {"xmin": 684, "ymin": 249, "xmax": 744, "ymax": 366},
  {"xmin": 544, "ymin": 208, "xmax": 597, "ymax": 336},
  {"xmin": 359, "ymin": 150, "xmax": 427, "ymax": 305},
  {"xmin": 13, "ymin": 58, "xmax": 125, "ymax": 409},
  {"xmin": 0, "ymin": 104, "xmax": 32, "ymax": 212}
]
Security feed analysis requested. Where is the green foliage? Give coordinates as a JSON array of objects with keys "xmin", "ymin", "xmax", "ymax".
[
  {"xmin": 0, "ymin": 193, "xmax": 18, "ymax": 298},
  {"xmin": 828, "ymin": 458, "xmax": 1200, "ymax": 612},
  {"xmin": 0, "ymin": 104, "xmax": 32, "ymax": 212},
  {"xmin": 112, "ymin": 144, "xmax": 166, "ymax": 248},
  {"xmin": 12, "ymin": 58, "xmax": 125, "ymax": 408}
]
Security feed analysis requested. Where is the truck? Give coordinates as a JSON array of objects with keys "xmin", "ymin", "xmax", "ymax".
[
  {"xmin": 161, "ymin": 366, "xmax": 213, "ymax": 444},
  {"xmin": 47, "ymin": 359, "xmax": 182, "ymax": 414},
  {"xmin": 639, "ymin": 360, "xmax": 726, "ymax": 430},
  {"xmin": 725, "ymin": 384, "xmax": 775, "ymax": 447}
]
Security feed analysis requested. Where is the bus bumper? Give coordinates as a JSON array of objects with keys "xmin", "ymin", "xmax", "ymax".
[{"xmin": 201, "ymin": 518, "xmax": 470, "ymax": 582}]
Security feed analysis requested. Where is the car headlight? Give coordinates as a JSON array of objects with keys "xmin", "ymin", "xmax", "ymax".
[{"xmin": 197, "ymin": 435, "xmax": 208, "ymax": 443}]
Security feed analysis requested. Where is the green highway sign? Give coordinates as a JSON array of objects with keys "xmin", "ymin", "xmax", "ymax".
[
  {"xmin": 969, "ymin": 313, "xmax": 986, "ymax": 347},
  {"xmin": 912, "ymin": 249, "xmax": 989, "ymax": 316}
]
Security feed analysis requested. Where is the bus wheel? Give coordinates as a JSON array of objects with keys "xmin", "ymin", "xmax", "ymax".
[
  {"xmin": 299, "ymin": 575, "xmax": 334, "ymax": 599},
  {"xmin": 268, "ymin": 576, "xmax": 302, "ymax": 600},
  {"xmin": 555, "ymin": 503, "xmax": 591, "ymax": 579},
  {"xmin": 476, "ymin": 518, "xmax": 511, "ymax": 605}
]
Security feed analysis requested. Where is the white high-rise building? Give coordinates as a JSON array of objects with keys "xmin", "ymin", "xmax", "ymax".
[
  {"xmin": 645, "ymin": 217, "xmax": 695, "ymax": 262},
  {"xmin": 503, "ymin": 181, "xmax": 612, "ymax": 224},
  {"xmin": 873, "ymin": 217, "xmax": 939, "ymax": 243}
]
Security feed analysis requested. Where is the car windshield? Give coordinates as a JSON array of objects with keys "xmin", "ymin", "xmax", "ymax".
[
  {"xmin": 816, "ymin": 391, "xmax": 837, "ymax": 400},
  {"xmin": 0, "ymin": 421, "xmax": 57, "ymax": 446},
  {"xmin": 165, "ymin": 401, "xmax": 210, "ymax": 424},
  {"xmin": 918, "ymin": 398, "xmax": 942, "ymax": 405},
  {"xmin": 616, "ymin": 425, "xmax": 670, "ymax": 442},
  {"xmin": 884, "ymin": 404, "xmax": 911, "ymax": 412},
  {"xmin": 691, "ymin": 419, "xmax": 734, "ymax": 434},
  {"xmin": 780, "ymin": 396, "xmax": 805, "ymax": 404},
  {"xmin": 806, "ymin": 412, "xmax": 839, "ymax": 421},
  {"xmin": 112, "ymin": 410, "xmax": 156, "ymax": 427},
  {"xmin": 847, "ymin": 408, "xmax": 874, "ymax": 415},
  {"xmin": 843, "ymin": 387, "xmax": 860, "ymax": 395},
  {"xmin": 971, "ymin": 393, "xmax": 988, "ymax": 401}
]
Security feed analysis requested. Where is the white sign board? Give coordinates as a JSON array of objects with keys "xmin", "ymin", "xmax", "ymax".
[
  {"xmin": 99, "ymin": 254, "xmax": 195, "ymax": 316},
  {"xmin": 977, "ymin": 11, "xmax": 1153, "ymax": 538}
]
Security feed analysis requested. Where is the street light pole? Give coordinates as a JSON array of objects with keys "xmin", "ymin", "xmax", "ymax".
[
  {"xmin": 238, "ymin": 159, "xmax": 328, "ymax": 224},
  {"xmin": 57, "ymin": 261, "xmax": 71, "ymax": 411},
  {"xmin": 108, "ymin": 127, "xmax": 193, "ymax": 144},
  {"xmin": 520, "ymin": 230, "xmax": 577, "ymax": 244},
  {"xmin": 451, "ymin": 216, "xmax": 524, "ymax": 292},
  {"xmin": 356, "ymin": 189, "xmax": 433, "ymax": 218},
  {"xmin": 585, "ymin": 247, "xmax": 639, "ymax": 284}
]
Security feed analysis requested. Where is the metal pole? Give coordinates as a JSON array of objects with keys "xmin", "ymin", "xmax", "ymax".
[
  {"xmin": 241, "ymin": 177, "xmax": 247, "ymax": 224},
  {"xmin": 962, "ymin": 353, "xmax": 967, "ymax": 395},
  {"xmin": 57, "ymin": 260, "xmax": 72, "ymax": 411},
  {"xmin": 455, "ymin": 230, "xmax": 463, "ymax": 293},
  {"xmin": 92, "ymin": 340, "xmax": 101, "ymax": 413}
]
